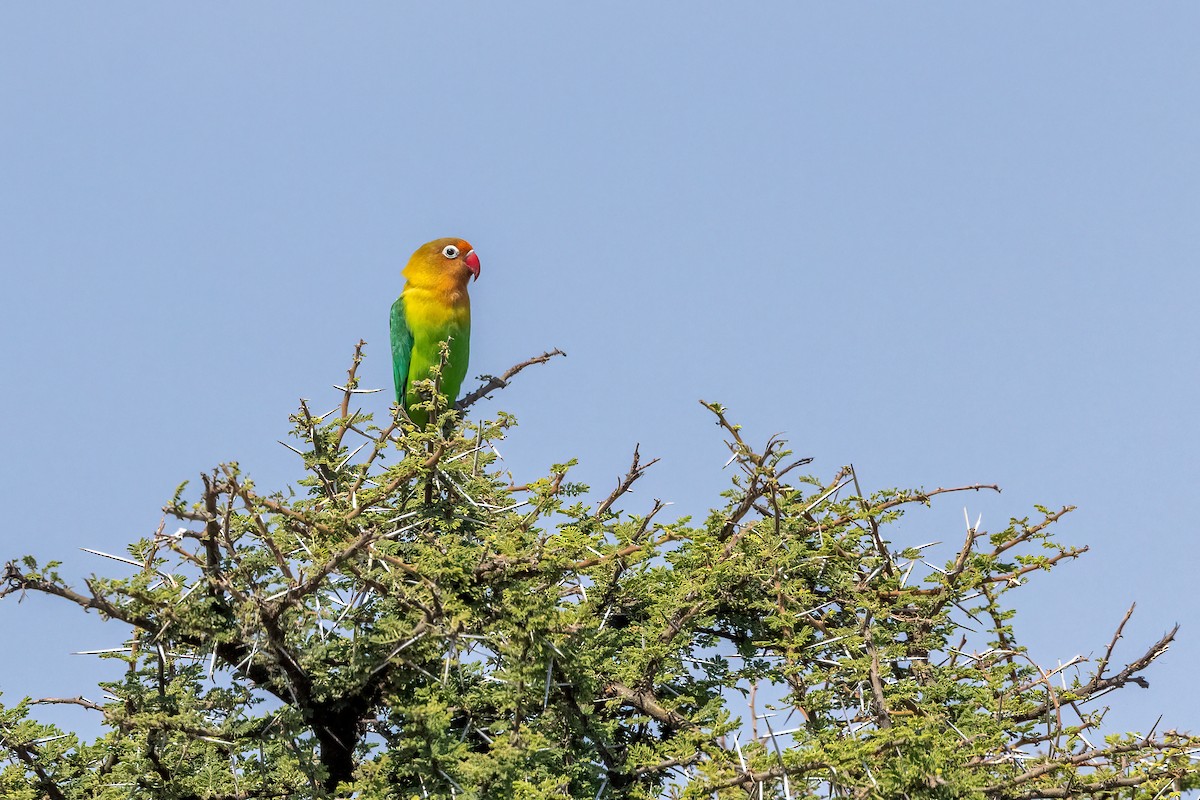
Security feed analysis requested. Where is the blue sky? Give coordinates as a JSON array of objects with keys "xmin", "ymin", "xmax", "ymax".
[{"xmin": 1, "ymin": 4, "xmax": 1197, "ymax": 740}]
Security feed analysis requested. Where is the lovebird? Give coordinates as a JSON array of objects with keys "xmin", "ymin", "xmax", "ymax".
[{"xmin": 390, "ymin": 237, "xmax": 481, "ymax": 428}]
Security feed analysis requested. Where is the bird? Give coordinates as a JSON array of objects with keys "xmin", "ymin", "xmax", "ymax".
[{"xmin": 390, "ymin": 237, "xmax": 481, "ymax": 428}]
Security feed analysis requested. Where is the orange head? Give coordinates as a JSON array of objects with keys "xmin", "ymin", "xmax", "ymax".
[{"xmin": 403, "ymin": 237, "xmax": 481, "ymax": 289}]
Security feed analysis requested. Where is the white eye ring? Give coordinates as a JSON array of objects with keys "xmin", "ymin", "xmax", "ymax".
[{"xmin": 442, "ymin": 245, "xmax": 460, "ymax": 259}]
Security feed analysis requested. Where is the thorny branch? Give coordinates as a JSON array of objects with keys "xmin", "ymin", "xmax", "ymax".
[
  {"xmin": 333, "ymin": 339, "xmax": 368, "ymax": 452},
  {"xmin": 701, "ymin": 400, "xmax": 813, "ymax": 542},
  {"xmin": 1, "ymin": 347, "xmax": 1196, "ymax": 799},
  {"xmin": 1011, "ymin": 618, "xmax": 1175, "ymax": 725},
  {"xmin": 981, "ymin": 735, "xmax": 1196, "ymax": 795},
  {"xmin": 595, "ymin": 445, "xmax": 660, "ymax": 519},
  {"xmin": 457, "ymin": 348, "xmax": 566, "ymax": 410}
]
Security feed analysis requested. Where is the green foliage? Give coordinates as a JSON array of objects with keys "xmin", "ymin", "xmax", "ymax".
[{"xmin": 1, "ymin": 349, "xmax": 1196, "ymax": 799}]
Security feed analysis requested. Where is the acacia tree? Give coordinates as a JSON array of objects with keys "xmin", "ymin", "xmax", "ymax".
[{"xmin": 1, "ymin": 344, "xmax": 1196, "ymax": 799}]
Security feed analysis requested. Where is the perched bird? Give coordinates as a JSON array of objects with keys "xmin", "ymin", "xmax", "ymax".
[{"xmin": 390, "ymin": 237, "xmax": 481, "ymax": 428}]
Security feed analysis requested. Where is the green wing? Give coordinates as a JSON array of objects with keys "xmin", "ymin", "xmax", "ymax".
[{"xmin": 389, "ymin": 295, "xmax": 413, "ymax": 406}]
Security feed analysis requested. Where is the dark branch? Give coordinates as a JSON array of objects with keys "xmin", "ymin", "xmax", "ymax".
[{"xmin": 457, "ymin": 348, "xmax": 566, "ymax": 410}]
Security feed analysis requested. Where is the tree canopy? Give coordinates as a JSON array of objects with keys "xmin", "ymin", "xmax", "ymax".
[{"xmin": 2, "ymin": 344, "xmax": 1196, "ymax": 799}]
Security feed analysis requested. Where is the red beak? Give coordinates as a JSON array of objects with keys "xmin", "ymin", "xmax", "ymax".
[{"xmin": 464, "ymin": 249, "xmax": 481, "ymax": 282}]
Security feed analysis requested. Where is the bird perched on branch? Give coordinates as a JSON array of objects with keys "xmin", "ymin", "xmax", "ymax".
[{"xmin": 390, "ymin": 237, "xmax": 481, "ymax": 428}]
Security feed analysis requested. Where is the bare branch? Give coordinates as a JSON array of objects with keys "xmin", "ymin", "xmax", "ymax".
[
  {"xmin": 333, "ymin": 340, "xmax": 367, "ymax": 451},
  {"xmin": 31, "ymin": 697, "xmax": 106, "ymax": 713},
  {"xmin": 457, "ymin": 348, "xmax": 566, "ymax": 410},
  {"xmin": 1013, "ymin": 625, "xmax": 1176, "ymax": 724},
  {"xmin": 595, "ymin": 445, "xmax": 661, "ymax": 519}
]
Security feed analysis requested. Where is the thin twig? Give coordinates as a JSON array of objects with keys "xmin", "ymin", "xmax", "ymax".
[{"xmin": 456, "ymin": 348, "xmax": 566, "ymax": 410}]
